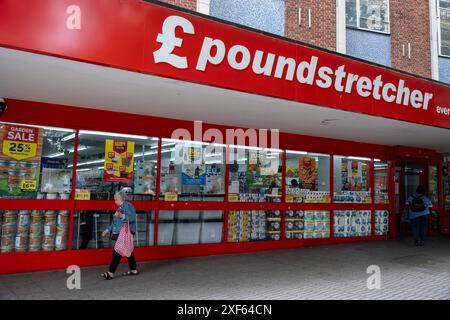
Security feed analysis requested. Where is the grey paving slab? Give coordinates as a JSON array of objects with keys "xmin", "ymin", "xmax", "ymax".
[{"xmin": 1, "ymin": 236, "xmax": 450, "ymax": 299}]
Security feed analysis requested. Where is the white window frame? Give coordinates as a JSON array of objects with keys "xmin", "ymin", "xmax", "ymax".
[
  {"xmin": 438, "ymin": 0, "xmax": 450, "ymax": 58},
  {"xmin": 346, "ymin": 0, "xmax": 391, "ymax": 35}
]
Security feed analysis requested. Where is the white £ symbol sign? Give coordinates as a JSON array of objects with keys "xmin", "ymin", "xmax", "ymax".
[{"xmin": 153, "ymin": 16, "xmax": 195, "ymax": 69}]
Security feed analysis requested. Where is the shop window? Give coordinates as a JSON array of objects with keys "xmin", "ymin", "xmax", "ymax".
[
  {"xmin": 334, "ymin": 210, "xmax": 372, "ymax": 238},
  {"xmin": 0, "ymin": 122, "xmax": 75, "ymax": 200},
  {"xmin": 75, "ymin": 130, "xmax": 158, "ymax": 201},
  {"xmin": 333, "ymin": 156, "xmax": 372, "ymax": 203},
  {"xmin": 286, "ymin": 151, "xmax": 330, "ymax": 203},
  {"xmin": 1, "ymin": 210, "xmax": 70, "ymax": 253},
  {"xmin": 439, "ymin": 0, "xmax": 450, "ymax": 56},
  {"xmin": 228, "ymin": 210, "xmax": 281, "ymax": 242},
  {"xmin": 285, "ymin": 210, "xmax": 330, "ymax": 240},
  {"xmin": 159, "ymin": 139, "xmax": 225, "ymax": 201},
  {"xmin": 375, "ymin": 210, "xmax": 389, "ymax": 236},
  {"xmin": 228, "ymin": 147, "xmax": 282, "ymax": 202},
  {"xmin": 429, "ymin": 165, "xmax": 439, "ymax": 205},
  {"xmin": 444, "ymin": 156, "xmax": 450, "ymax": 211},
  {"xmin": 158, "ymin": 210, "xmax": 223, "ymax": 245},
  {"xmin": 72, "ymin": 211, "xmax": 154, "ymax": 249},
  {"xmin": 346, "ymin": 0, "xmax": 390, "ymax": 34},
  {"xmin": 375, "ymin": 160, "xmax": 389, "ymax": 204}
]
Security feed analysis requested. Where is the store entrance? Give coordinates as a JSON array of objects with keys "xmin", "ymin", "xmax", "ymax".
[{"xmin": 395, "ymin": 160, "xmax": 427, "ymax": 236}]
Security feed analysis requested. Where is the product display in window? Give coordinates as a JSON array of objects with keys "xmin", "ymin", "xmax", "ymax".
[
  {"xmin": 334, "ymin": 211, "xmax": 372, "ymax": 238},
  {"xmin": 228, "ymin": 210, "xmax": 281, "ymax": 242},
  {"xmin": 0, "ymin": 210, "xmax": 69, "ymax": 253},
  {"xmin": 286, "ymin": 152, "xmax": 330, "ymax": 203},
  {"xmin": 375, "ymin": 161, "xmax": 389, "ymax": 204},
  {"xmin": 228, "ymin": 148, "xmax": 282, "ymax": 202},
  {"xmin": 334, "ymin": 157, "xmax": 372, "ymax": 203},
  {"xmin": 375, "ymin": 210, "xmax": 389, "ymax": 236},
  {"xmin": 0, "ymin": 122, "xmax": 75, "ymax": 199},
  {"xmin": 76, "ymin": 131, "xmax": 157, "ymax": 200},
  {"xmin": 160, "ymin": 141, "xmax": 225, "ymax": 201}
]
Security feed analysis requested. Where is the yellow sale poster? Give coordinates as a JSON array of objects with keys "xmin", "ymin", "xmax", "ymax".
[{"xmin": 104, "ymin": 140, "xmax": 135, "ymax": 183}]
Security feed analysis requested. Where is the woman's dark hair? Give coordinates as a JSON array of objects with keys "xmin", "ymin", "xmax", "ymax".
[{"xmin": 416, "ymin": 185, "xmax": 424, "ymax": 194}]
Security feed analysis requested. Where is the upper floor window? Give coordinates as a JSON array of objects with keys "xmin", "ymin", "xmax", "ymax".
[
  {"xmin": 346, "ymin": 0, "xmax": 390, "ymax": 34},
  {"xmin": 439, "ymin": 0, "xmax": 450, "ymax": 56}
]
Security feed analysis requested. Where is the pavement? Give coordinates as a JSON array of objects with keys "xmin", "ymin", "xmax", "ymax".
[{"xmin": 1, "ymin": 236, "xmax": 450, "ymax": 300}]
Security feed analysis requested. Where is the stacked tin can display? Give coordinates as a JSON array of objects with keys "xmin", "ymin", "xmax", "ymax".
[
  {"xmin": 0, "ymin": 210, "xmax": 70, "ymax": 252},
  {"xmin": 334, "ymin": 211, "xmax": 372, "ymax": 238},
  {"xmin": 375, "ymin": 210, "xmax": 389, "ymax": 236}
]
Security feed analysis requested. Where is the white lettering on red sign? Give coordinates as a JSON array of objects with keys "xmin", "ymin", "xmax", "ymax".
[
  {"xmin": 153, "ymin": 15, "xmax": 435, "ymax": 111},
  {"xmin": 153, "ymin": 15, "xmax": 194, "ymax": 69},
  {"xmin": 6, "ymin": 126, "xmax": 36, "ymax": 142}
]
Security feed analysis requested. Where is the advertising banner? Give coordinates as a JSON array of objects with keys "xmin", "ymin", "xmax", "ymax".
[{"xmin": 104, "ymin": 140, "xmax": 135, "ymax": 183}]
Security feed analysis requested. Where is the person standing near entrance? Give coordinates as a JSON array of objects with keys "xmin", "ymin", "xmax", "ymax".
[
  {"xmin": 406, "ymin": 185, "xmax": 432, "ymax": 246},
  {"xmin": 101, "ymin": 191, "xmax": 139, "ymax": 279}
]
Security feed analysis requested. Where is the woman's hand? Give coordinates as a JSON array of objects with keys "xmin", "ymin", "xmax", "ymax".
[
  {"xmin": 102, "ymin": 229, "xmax": 109, "ymax": 237},
  {"xmin": 114, "ymin": 211, "xmax": 123, "ymax": 218}
]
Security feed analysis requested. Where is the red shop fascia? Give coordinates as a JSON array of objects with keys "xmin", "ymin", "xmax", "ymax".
[{"xmin": 0, "ymin": 0, "xmax": 449, "ymax": 274}]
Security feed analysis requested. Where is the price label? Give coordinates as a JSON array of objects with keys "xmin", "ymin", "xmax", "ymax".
[
  {"xmin": 75, "ymin": 191, "xmax": 91, "ymax": 200},
  {"xmin": 323, "ymin": 196, "xmax": 331, "ymax": 203},
  {"xmin": 365, "ymin": 197, "xmax": 372, "ymax": 203},
  {"xmin": 164, "ymin": 193, "xmax": 178, "ymax": 202},
  {"xmin": 285, "ymin": 195, "xmax": 294, "ymax": 203},
  {"xmin": 2, "ymin": 140, "xmax": 37, "ymax": 160},
  {"xmin": 228, "ymin": 194, "xmax": 239, "ymax": 202},
  {"xmin": 20, "ymin": 180, "xmax": 37, "ymax": 191}
]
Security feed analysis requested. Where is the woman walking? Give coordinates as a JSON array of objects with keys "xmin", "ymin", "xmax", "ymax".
[{"xmin": 101, "ymin": 191, "xmax": 139, "ymax": 279}]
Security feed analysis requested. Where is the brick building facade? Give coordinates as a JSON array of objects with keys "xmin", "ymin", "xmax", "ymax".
[
  {"xmin": 284, "ymin": 0, "xmax": 337, "ymax": 51},
  {"xmin": 390, "ymin": 0, "xmax": 432, "ymax": 78}
]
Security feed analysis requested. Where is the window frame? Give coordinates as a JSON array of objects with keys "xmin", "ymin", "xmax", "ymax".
[
  {"xmin": 346, "ymin": 0, "xmax": 391, "ymax": 35},
  {"xmin": 438, "ymin": 0, "xmax": 450, "ymax": 58}
]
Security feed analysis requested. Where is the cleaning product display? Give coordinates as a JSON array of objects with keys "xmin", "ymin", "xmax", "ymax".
[
  {"xmin": 334, "ymin": 191, "xmax": 372, "ymax": 203},
  {"xmin": 375, "ymin": 210, "xmax": 389, "ymax": 236},
  {"xmin": 0, "ymin": 210, "xmax": 69, "ymax": 252},
  {"xmin": 228, "ymin": 210, "xmax": 281, "ymax": 242},
  {"xmin": 375, "ymin": 191, "xmax": 389, "ymax": 204},
  {"xmin": 334, "ymin": 211, "xmax": 372, "ymax": 238},
  {"xmin": 285, "ymin": 190, "xmax": 331, "ymax": 203}
]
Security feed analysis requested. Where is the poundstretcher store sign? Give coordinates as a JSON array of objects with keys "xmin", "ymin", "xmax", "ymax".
[{"xmin": 0, "ymin": 0, "xmax": 449, "ymax": 128}]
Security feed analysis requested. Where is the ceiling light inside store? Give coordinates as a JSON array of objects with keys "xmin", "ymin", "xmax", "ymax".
[
  {"xmin": 79, "ymin": 130, "xmax": 149, "ymax": 140},
  {"xmin": 347, "ymin": 156, "xmax": 372, "ymax": 161}
]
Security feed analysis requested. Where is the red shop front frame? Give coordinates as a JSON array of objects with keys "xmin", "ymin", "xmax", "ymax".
[{"xmin": 0, "ymin": 99, "xmax": 438, "ymax": 274}]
